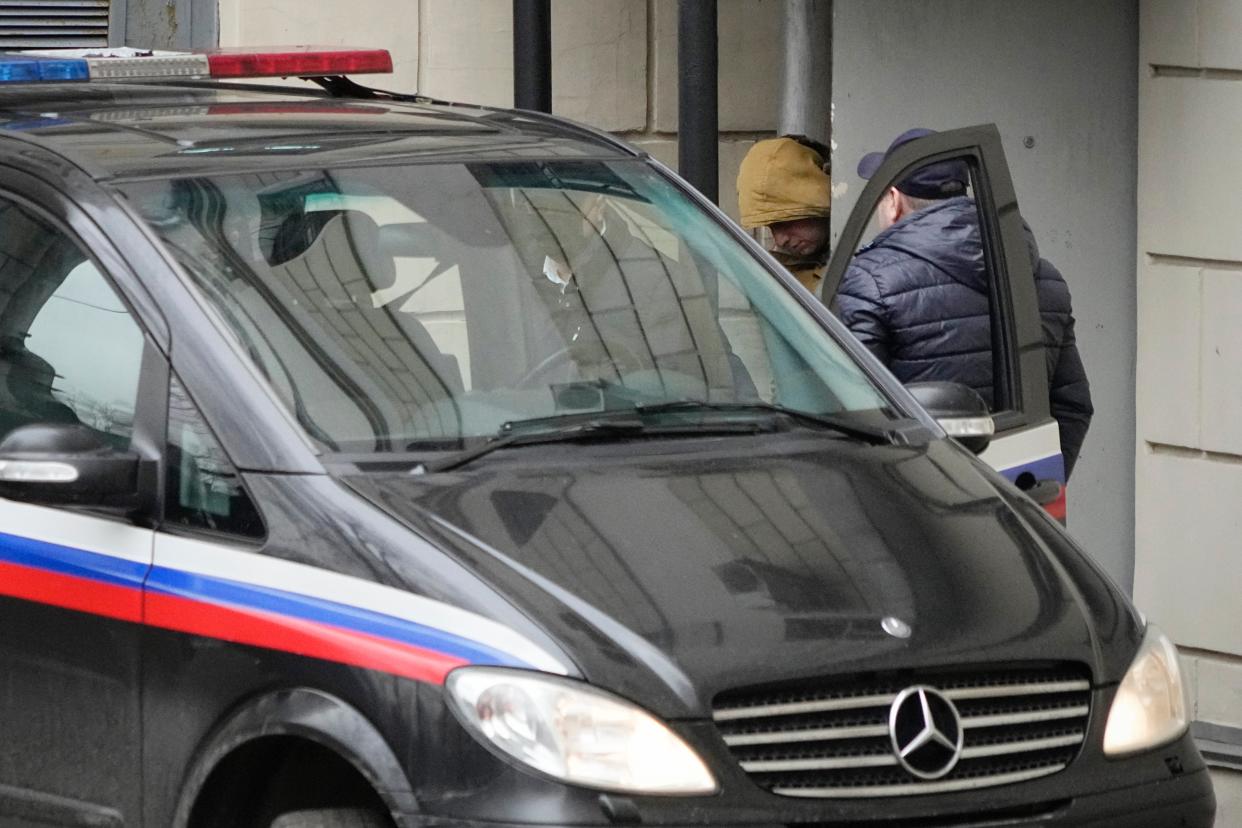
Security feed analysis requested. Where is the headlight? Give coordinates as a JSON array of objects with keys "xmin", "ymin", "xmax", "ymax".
[
  {"xmin": 1103, "ymin": 625, "xmax": 1189, "ymax": 756},
  {"xmin": 445, "ymin": 667, "xmax": 717, "ymax": 795}
]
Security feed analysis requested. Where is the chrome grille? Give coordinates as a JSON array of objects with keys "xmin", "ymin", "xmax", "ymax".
[
  {"xmin": 713, "ymin": 666, "xmax": 1091, "ymax": 798},
  {"xmin": 0, "ymin": 1, "xmax": 110, "ymax": 48}
]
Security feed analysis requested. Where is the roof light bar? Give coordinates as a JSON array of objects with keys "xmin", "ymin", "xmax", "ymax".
[
  {"xmin": 0, "ymin": 46, "xmax": 393, "ymax": 85},
  {"xmin": 206, "ymin": 48, "xmax": 394, "ymax": 79}
]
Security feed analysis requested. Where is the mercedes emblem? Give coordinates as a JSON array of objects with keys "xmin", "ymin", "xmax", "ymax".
[{"xmin": 888, "ymin": 685, "xmax": 964, "ymax": 780}]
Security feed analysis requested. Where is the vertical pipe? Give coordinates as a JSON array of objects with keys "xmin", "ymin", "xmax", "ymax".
[
  {"xmin": 780, "ymin": 0, "xmax": 832, "ymax": 146},
  {"xmin": 190, "ymin": 0, "xmax": 220, "ymax": 49},
  {"xmin": 513, "ymin": 0, "xmax": 552, "ymax": 112},
  {"xmin": 678, "ymin": 0, "xmax": 718, "ymax": 204}
]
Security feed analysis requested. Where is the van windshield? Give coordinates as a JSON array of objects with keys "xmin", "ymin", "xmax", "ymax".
[{"xmin": 120, "ymin": 160, "xmax": 892, "ymax": 454}]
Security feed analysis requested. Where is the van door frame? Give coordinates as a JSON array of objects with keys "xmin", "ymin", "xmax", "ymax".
[{"xmin": 821, "ymin": 124, "xmax": 1050, "ymax": 436}]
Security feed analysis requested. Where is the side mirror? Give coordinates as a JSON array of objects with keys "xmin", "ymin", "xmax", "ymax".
[
  {"xmin": 906, "ymin": 381, "xmax": 995, "ymax": 455},
  {"xmin": 0, "ymin": 423, "xmax": 140, "ymax": 510}
]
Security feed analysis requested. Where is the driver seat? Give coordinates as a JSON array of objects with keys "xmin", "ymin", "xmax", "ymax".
[{"xmin": 267, "ymin": 210, "xmax": 464, "ymax": 437}]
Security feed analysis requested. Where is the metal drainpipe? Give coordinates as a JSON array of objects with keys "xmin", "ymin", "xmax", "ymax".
[
  {"xmin": 513, "ymin": 0, "xmax": 552, "ymax": 112},
  {"xmin": 779, "ymin": 0, "xmax": 833, "ymax": 148},
  {"xmin": 678, "ymin": 0, "xmax": 718, "ymax": 205}
]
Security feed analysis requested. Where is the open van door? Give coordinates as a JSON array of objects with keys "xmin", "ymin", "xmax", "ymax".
[{"xmin": 821, "ymin": 125, "xmax": 1067, "ymax": 520}]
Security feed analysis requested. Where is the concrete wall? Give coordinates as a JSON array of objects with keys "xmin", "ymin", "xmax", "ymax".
[
  {"xmin": 831, "ymin": 1, "xmax": 1139, "ymax": 593},
  {"xmin": 1137, "ymin": 0, "xmax": 1242, "ymax": 806},
  {"xmin": 123, "ymin": 0, "xmax": 217, "ymax": 48},
  {"xmin": 216, "ymin": 0, "xmax": 787, "ymax": 224}
]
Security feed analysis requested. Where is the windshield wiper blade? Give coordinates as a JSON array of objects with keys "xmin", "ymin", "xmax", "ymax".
[
  {"xmin": 410, "ymin": 401, "xmax": 908, "ymax": 475},
  {"xmin": 632, "ymin": 400, "xmax": 909, "ymax": 445},
  {"xmin": 411, "ymin": 407, "xmax": 772, "ymax": 475},
  {"xmin": 412, "ymin": 417, "xmax": 645, "ymax": 475}
]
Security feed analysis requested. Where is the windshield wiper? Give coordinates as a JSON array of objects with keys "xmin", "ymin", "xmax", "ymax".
[
  {"xmin": 411, "ymin": 401, "xmax": 916, "ymax": 475},
  {"xmin": 411, "ymin": 411, "xmax": 762, "ymax": 475},
  {"xmin": 631, "ymin": 400, "xmax": 915, "ymax": 446}
]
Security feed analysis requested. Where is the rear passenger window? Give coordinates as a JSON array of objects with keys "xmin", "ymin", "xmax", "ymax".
[
  {"xmin": 165, "ymin": 375, "xmax": 265, "ymax": 540},
  {"xmin": 0, "ymin": 199, "xmax": 144, "ymax": 446}
]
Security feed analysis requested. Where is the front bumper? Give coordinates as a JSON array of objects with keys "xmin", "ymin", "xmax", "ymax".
[
  {"xmin": 1037, "ymin": 766, "xmax": 1214, "ymax": 827},
  {"xmin": 396, "ymin": 765, "xmax": 1214, "ymax": 828}
]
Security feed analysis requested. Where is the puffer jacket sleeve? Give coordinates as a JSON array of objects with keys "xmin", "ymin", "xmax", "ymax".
[
  {"xmin": 1039, "ymin": 258, "xmax": 1093, "ymax": 479},
  {"xmin": 1049, "ymin": 315, "xmax": 1092, "ymax": 479},
  {"xmin": 835, "ymin": 258, "xmax": 891, "ymax": 364}
]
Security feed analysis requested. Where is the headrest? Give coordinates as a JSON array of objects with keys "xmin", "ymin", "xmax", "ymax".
[{"xmin": 269, "ymin": 209, "xmax": 383, "ymax": 268}]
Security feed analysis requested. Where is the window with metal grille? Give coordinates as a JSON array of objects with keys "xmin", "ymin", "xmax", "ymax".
[{"xmin": 0, "ymin": 1, "xmax": 111, "ymax": 48}]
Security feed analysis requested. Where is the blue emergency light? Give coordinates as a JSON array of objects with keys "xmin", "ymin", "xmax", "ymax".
[{"xmin": 0, "ymin": 53, "xmax": 89, "ymax": 83}]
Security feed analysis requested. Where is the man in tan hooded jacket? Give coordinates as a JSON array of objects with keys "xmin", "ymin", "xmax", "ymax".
[{"xmin": 736, "ymin": 136, "xmax": 832, "ymax": 293}]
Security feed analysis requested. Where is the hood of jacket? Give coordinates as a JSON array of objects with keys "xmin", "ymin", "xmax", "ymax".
[{"xmin": 736, "ymin": 137, "xmax": 831, "ymax": 229}]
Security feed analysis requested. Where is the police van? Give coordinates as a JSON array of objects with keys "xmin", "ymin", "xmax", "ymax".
[{"xmin": 0, "ymin": 48, "xmax": 1213, "ymax": 827}]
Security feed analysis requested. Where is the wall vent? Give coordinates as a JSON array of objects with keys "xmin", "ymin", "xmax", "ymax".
[{"xmin": 0, "ymin": 1, "xmax": 110, "ymax": 49}]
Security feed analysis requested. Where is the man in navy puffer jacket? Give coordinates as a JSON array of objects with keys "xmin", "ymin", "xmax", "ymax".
[{"xmin": 837, "ymin": 129, "xmax": 1093, "ymax": 477}]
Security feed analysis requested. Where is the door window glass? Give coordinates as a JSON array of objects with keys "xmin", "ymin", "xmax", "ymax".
[
  {"xmin": 165, "ymin": 375, "xmax": 265, "ymax": 539},
  {"xmin": 0, "ymin": 199, "xmax": 144, "ymax": 446}
]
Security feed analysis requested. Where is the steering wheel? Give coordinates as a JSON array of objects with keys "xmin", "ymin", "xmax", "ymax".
[
  {"xmin": 513, "ymin": 346, "xmax": 578, "ymax": 389},
  {"xmin": 513, "ymin": 339, "xmax": 650, "ymax": 390}
]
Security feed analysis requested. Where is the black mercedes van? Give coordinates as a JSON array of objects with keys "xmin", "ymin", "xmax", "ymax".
[{"xmin": 0, "ymin": 48, "xmax": 1214, "ymax": 827}]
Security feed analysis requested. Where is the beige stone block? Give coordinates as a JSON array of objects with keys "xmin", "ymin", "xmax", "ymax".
[
  {"xmin": 551, "ymin": 0, "xmax": 646, "ymax": 131},
  {"xmin": 419, "ymin": 0, "xmax": 514, "ymax": 107},
  {"xmin": 1139, "ymin": 76, "xmax": 1242, "ymax": 261},
  {"xmin": 421, "ymin": 67, "xmax": 513, "ymax": 108},
  {"xmin": 629, "ymin": 138, "xmax": 762, "ymax": 225},
  {"xmin": 717, "ymin": 0, "xmax": 783, "ymax": 130},
  {"xmin": 420, "ymin": 0, "xmax": 646, "ymax": 127},
  {"xmin": 651, "ymin": 0, "xmax": 676, "ymax": 131},
  {"xmin": 652, "ymin": 0, "xmax": 783, "ymax": 132},
  {"xmin": 1200, "ymin": 0, "xmax": 1242, "ymax": 70},
  {"xmin": 1136, "ymin": 264, "xmax": 1201, "ymax": 448},
  {"xmin": 217, "ymin": 0, "xmax": 421, "ymax": 92},
  {"xmin": 1133, "ymin": 449, "xmax": 1242, "ymax": 654},
  {"xmin": 1140, "ymin": 0, "xmax": 1199, "ymax": 67},
  {"xmin": 718, "ymin": 138, "xmax": 758, "ymax": 224},
  {"xmin": 1201, "ymin": 270, "xmax": 1242, "ymax": 454},
  {"xmin": 1196, "ymin": 654, "xmax": 1242, "ymax": 727},
  {"xmin": 631, "ymin": 137, "xmax": 678, "ymax": 170}
]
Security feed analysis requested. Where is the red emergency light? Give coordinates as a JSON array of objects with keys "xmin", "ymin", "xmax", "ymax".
[{"xmin": 204, "ymin": 48, "xmax": 393, "ymax": 79}]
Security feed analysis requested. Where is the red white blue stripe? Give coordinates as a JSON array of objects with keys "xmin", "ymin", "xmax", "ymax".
[
  {"xmin": 0, "ymin": 499, "xmax": 569, "ymax": 685},
  {"xmin": 980, "ymin": 420, "xmax": 1066, "ymax": 484},
  {"xmin": 978, "ymin": 419, "xmax": 1068, "ymax": 521},
  {"xmin": 997, "ymin": 451, "xmax": 1065, "ymax": 486}
]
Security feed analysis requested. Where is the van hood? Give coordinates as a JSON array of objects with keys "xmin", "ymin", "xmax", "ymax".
[{"xmin": 342, "ymin": 434, "xmax": 1139, "ymax": 717}]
